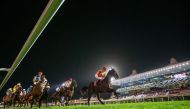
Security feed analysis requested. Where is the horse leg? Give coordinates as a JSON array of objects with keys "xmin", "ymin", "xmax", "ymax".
[
  {"xmin": 39, "ymin": 97, "xmax": 42, "ymax": 108},
  {"xmin": 65, "ymin": 97, "xmax": 68, "ymax": 106},
  {"xmin": 113, "ymin": 89, "xmax": 118, "ymax": 99},
  {"xmin": 108, "ymin": 89, "xmax": 118, "ymax": 99},
  {"xmin": 30, "ymin": 98, "xmax": 34, "ymax": 108},
  {"xmin": 59, "ymin": 97, "xmax": 62, "ymax": 106},
  {"xmin": 96, "ymin": 93, "xmax": 104, "ymax": 104},
  {"xmin": 87, "ymin": 93, "xmax": 92, "ymax": 106},
  {"xmin": 55, "ymin": 100, "xmax": 57, "ymax": 106},
  {"xmin": 3, "ymin": 102, "xmax": 6, "ymax": 109},
  {"xmin": 66, "ymin": 96, "xmax": 71, "ymax": 106},
  {"xmin": 46, "ymin": 97, "xmax": 48, "ymax": 107},
  {"xmin": 13, "ymin": 99, "xmax": 16, "ymax": 107}
]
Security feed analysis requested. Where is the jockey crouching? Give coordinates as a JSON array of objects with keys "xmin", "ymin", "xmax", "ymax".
[
  {"xmin": 56, "ymin": 87, "xmax": 60, "ymax": 92},
  {"xmin": 33, "ymin": 71, "xmax": 50, "ymax": 92},
  {"xmin": 20, "ymin": 89, "xmax": 26, "ymax": 96},
  {"xmin": 61, "ymin": 78, "xmax": 73, "ymax": 89},
  {"xmin": 33, "ymin": 71, "xmax": 43, "ymax": 85},
  {"xmin": 13, "ymin": 83, "xmax": 22, "ymax": 94},
  {"xmin": 41, "ymin": 75, "xmax": 50, "ymax": 90},
  {"xmin": 27, "ymin": 85, "xmax": 33, "ymax": 93},
  {"xmin": 6, "ymin": 88, "xmax": 13, "ymax": 96},
  {"xmin": 95, "ymin": 67, "xmax": 108, "ymax": 86}
]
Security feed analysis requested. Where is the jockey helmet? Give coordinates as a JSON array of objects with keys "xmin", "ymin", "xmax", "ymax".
[
  {"xmin": 17, "ymin": 83, "xmax": 21, "ymax": 86},
  {"xmin": 8, "ymin": 88, "xmax": 12, "ymax": 91},
  {"xmin": 69, "ymin": 78, "xmax": 73, "ymax": 80},
  {"xmin": 38, "ymin": 71, "xmax": 43, "ymax": 75}
]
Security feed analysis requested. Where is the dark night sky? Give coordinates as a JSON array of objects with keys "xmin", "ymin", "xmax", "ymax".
[{"xmin": 0, "ymin": 0, "xmax": 190, "ymax": 98}]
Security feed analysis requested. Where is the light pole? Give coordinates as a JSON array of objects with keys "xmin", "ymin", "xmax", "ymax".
[{"xmin": 0, "ymin": 0, "xmax": 66, "ymax": 91}]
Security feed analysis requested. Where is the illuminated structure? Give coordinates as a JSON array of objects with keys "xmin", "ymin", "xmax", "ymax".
[{"xmin": 111, "ymin": 60, "xmax": 190, "ymax": 95}]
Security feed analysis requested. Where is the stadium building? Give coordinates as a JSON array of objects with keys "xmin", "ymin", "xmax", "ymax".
[{"xmin": 111, "ymin": 60, "xmax": 190, "ymax": 100}]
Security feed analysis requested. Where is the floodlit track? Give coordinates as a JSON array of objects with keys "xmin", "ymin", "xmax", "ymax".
[{"xmin": 4, "ymin": 101, "xmax": 190, "ymax": 109}]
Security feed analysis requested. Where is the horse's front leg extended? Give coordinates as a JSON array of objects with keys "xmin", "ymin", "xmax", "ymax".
[
  {"xmin": 109, "ymin": 89, "xmax": 118, "ymax": 99},
  {"xmin": 39, "ymin": 97, "xmax": 42, "ymax": 108},
  {"xmin": 113, "ymin": 90, "xmax": 118, "ymax": 99},
  {"xmin": 30, "ymin": 98, "xmax": 34, "ymax": 108},
  {"xmin": 96, "ymin": 93, "xmax": 104, "ymax": 104}
]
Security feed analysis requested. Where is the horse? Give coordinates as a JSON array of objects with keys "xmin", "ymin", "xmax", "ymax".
[
  {"xmin": 3, "ymin": 93, "xmax": 13, "ymax": 109},
  {"xmin": 59, "ymin": 79, "xmax": 77, "ymax": 106},
  {"xmin": 50, "ymin": 91, "xmax": 62, "ymax": 106},
  {"xmin": 80, "ymin": 68, "xmax": 119, "ymax": 105},
  {"xmin": 12, "ymin": 87, "xmax": 25, "ymax": 107},
  {"xmin": 38, "ymin": 82, "xmax": 50, "ymax": 107},
  {"xmin": 29, "ymin": 75, "xmax": 50, "ymax": 108}
]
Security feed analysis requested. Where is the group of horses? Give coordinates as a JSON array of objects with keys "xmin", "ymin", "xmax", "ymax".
[{"xmin": 2, "ymin": 68, "xmax": 119, "ymax": 108}]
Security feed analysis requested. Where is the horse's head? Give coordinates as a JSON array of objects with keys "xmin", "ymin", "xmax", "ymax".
[
  {"xmin": 105, "ymin": 68, "xmax": 119, "ymax": 82},
  {"xmin": 71, "ymin": 79, "xmax": 77, "ymax": 88}
]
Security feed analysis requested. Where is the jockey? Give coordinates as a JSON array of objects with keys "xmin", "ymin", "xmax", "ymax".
[
  {"xmin": 41, "ymin": 74, "xmax": 48, "ymax": 84},
  {"xmin": 41, "ymin": 74, "xmax": 50, "ymax": 90},
  {"xmin": 33, "ymin": 71, "xmax": 43, "ymax": 85},
  {"xmin": 56, "ymin": 87, "xmax": 60, "ymax": 92},
  {"xmin": 13, "ymin": 83, "xmax": 22, "ymax": 93},
  {"xmin": 62, "ymin": 78, "xmax": 73, "ymax": 88},
  {"xmin": 22, "ymin": 89, "xmax": 27, "ymax": 95},
  {"xmin": 27, "ymin": 85, "xmax": 33, "ymax": 93},
  {"xmin": 6, "ymin": 88, "xmax": 13, "ymax": 96},
  {"xmin": 95, "ymin": 66, "xmax": 108, "ymax": 80}
]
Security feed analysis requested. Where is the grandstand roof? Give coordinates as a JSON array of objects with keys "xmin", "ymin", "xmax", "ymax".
[{"xmin": 112, "ymin": 60, "xmax": 190, "ymax": 86}]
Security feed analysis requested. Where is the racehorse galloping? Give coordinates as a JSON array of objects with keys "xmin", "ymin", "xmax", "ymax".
[
  {"xmin": 38, "ymin": 82, "xmax": 50, "ymax": 107},
  {"xmin": 29, "ymin": 75, "xmax": 50, "ymax": 108},
  {"xmin": 59, "ymin": 79, "xmax": 77, "ymax": 106},
  {"xmin": 50, "ymin": 91, "xmax": 62, "ymax": 106},
  {"xmin": 80, "ymin": 68, "xmax": 119, "ymax": 105},
  {"xmin": 12, "ymin": 87, "xmax": 24, "ymax": 107},
  {"xmin": 3, "ymin": 94, "xmax": 13, "ymax": 109}
]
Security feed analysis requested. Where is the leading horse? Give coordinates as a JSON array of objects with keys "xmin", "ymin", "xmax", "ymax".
[{"xmin": 80, "ymin": 68, "xmax": 119, "ymax": 105}]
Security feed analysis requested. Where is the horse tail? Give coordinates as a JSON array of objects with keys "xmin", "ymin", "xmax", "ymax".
[{"xmin": 80, "ymin": 86, "xmax": 88, "ymax": 96}]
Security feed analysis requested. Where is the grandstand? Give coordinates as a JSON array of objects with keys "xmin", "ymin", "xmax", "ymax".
[
  {"xmin": 111, "ymin": 60, "xmax": 190, "ymax": 101},
  {"xmin": 61, "ymin": 60, "xmax": 190, "ymax": 105}
]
